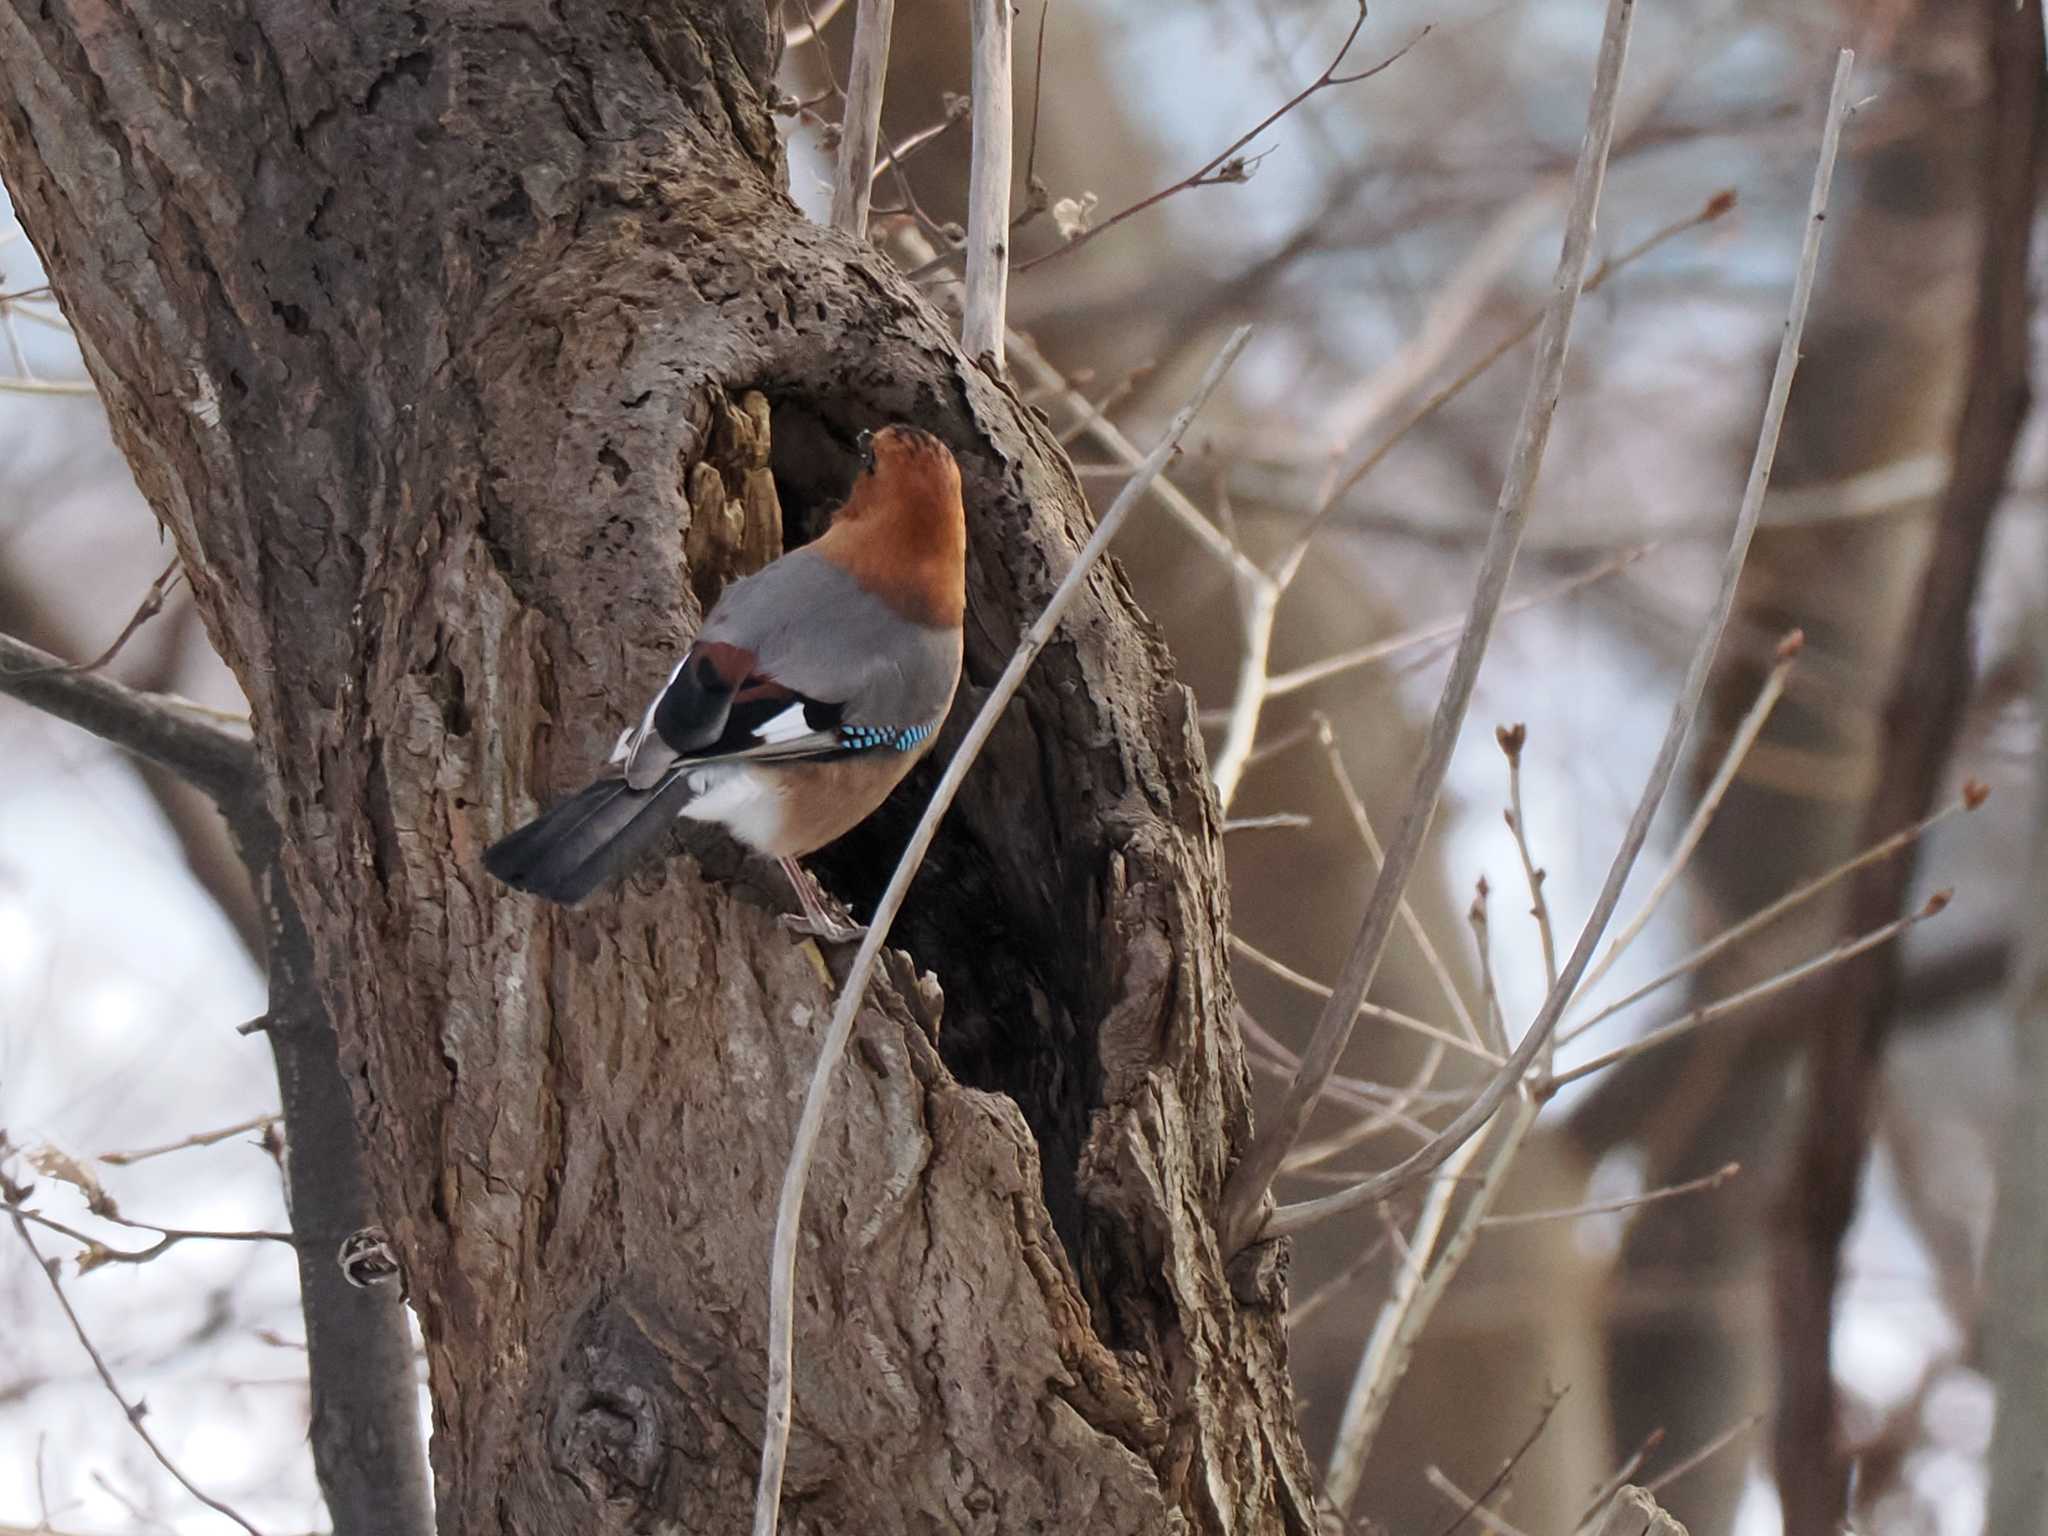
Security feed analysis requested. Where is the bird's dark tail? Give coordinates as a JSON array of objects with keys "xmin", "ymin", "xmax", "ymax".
[{"xmin": 482, "ymin": 771, "xmax": 698, "ymax": 906}]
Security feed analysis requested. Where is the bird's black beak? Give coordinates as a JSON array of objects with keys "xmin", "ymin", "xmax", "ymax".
[{"xmin": 856, "ymin": 429, "xmax": 876, "ymax": 472}]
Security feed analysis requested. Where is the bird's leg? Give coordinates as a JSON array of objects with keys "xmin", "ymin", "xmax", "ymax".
[{"xmin": 778, "ymin": 856, "xmax": 867, "ymax": 945}]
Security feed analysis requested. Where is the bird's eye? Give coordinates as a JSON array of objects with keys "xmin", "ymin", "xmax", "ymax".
[{"xmin": 856, "ymin": 429, "xmax": 875, "ymax": 470}]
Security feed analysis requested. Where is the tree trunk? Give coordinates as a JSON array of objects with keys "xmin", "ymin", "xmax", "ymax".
[{"xmin": 0, "ymin": 3, "xmax": 1313, "ymax": 1531}]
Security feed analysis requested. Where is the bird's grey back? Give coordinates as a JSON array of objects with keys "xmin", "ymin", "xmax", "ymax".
[{"xmin": 703, "ymin": 548, "xmax": 959, "ymax": 726}]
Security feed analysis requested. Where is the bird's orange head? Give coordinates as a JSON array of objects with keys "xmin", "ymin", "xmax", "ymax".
[{"xmin": 820, "ymin": 424, "xmax": 967, "ymax": 628}]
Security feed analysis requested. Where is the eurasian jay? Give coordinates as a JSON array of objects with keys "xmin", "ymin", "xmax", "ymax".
[{"xmin": 483, "ymin": 424, "xmax": 966, "ymax": 936}]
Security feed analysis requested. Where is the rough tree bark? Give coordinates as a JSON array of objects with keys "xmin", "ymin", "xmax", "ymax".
[{"xmin": 0, "ymin": 3, "xmax": 1314, "ymax": 1532}]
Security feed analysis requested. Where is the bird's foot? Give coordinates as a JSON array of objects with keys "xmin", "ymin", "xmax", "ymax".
[
  {"xmin": 778, "ymin": 910, "xmax": 868, "ymax": 946},
  {"xmin": 778, "ymin": 856, "xmax": 866, "ymax": 945}
]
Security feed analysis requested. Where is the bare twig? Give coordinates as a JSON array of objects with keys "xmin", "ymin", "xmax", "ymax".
[
  {"xmin": 9, "ymin": 1201, "xmax": 292, "ymax": 1268},
  {"xmin": 1556, "ymin": 785, "xmax": 1984, "ymax": 1050},
  {"xmin": 1429, "ymin": 1388, "xmax": 1566, "ymax": 1536},
  {"xmin": 1310, "ymin": 191, "xmax": 1737, "ymax": 526},
  {"xmin": 1544, "ymin": 893, "xmax": 1951, "ymax": 1095},
  {"xmin": 959, "ymin": 0, "xmax": 1014, "ymax": 366},
  {"xmin": 1322, "ymin": 1114, "xmax": 1503, "ymax": 1510},
  {"xmin": 100, "ymin": 1113, "xmax": 281, "ymax": 1166},
  {"xmin": 1231, "ymin": 935, "xmax": 1497, "ymax": 1064},
  {"xmin": 1574, "ymin": 1431, "xmax": 1667, "ymax": 1534},
  {"xmin": 1498, "ymin": 724, "xmax": 1558, "ymax": 994},
  {"xmin": 1646, "ymin": 1413, "xmax": 1763, "ymax": 1496},
  {"xmin": 1424, "ymin": 1467, "xmax": 1537, "ymax": 1536},
  {"xmin": 1259, "ymin": 547, "xmax": 1647, "ymax": 701},
  {"xmin": 1218, "ymin": 0, "xmax": 1643, "ymax": 1254},
  {"xmin": 1574, "ymin": 629, "xmax": 1802, "ymax": 1003},
  {"xmin": 828, "ymin": 0, "xmax": 896, "ymax": 237},
  {"xmin": 1314, "ymin": 717, "xmax": 1484, "ymax": 1049},
  {"xmin": 750, "ymin": 328, "xmax": 1251, "ymax": 1536},
  {"xmin": 1250, "ymin": 46, "xmax": 1858, "ymax": 1246},
  {"xmin": 1482, "ymin": 1162, "xmax": 1738, "ymax": 1229},
  {"xmin": 4, "ymin": 558, "xmax": 184, "ymax": 681},
  {"xmin": 1014, "ymin": 7, "xmax": 1427, "ymax": 274},
  {"xmin": 8, "ymin": 1209, "xmax": 266, "ymax": 1535}
]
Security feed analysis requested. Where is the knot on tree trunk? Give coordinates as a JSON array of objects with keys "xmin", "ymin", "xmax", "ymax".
[{"xmin": 550, "ymin": 1302, "xmax": 671, "ymax": 1501}]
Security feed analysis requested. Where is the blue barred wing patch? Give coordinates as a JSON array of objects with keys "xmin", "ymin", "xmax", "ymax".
[{"xmin": 838, "ymin": 721, "xmax": 936, "ymax": 753}]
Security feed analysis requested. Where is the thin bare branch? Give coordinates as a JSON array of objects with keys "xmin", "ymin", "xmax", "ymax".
[
  {"xmin": 959, "ymin": 0, "xmax": 1014, "ymax": 365},
  {"xmin": 1544, "ymin": 892, "xmax": 1950, "ymax": 1095},
  {"xmin": 1219, "ymin": 0, "xmax": 1642, "ymax": 1254},
  {"xmin": 1574, "ymin": 629, "xmax": 1802, "ymax": 1002},
  {"xmin": 1645, "ymin": 1414, "xmax": 1763, "ymax": 1496},
  {"xmin": 1556, "ymin": 785, "xmax": 1984, "ymax": 1050},
  {"xmin": 100, "ymin": 1113, "xmax": 281, "ymax": 1166},
  {"xmin": 1424, "ymin": 1467, "xmax": 1537, "ymax": 1536},
  {"xmin": 8, "ymin": 1209, "xmax": 266, "ymax": 1536},
  {"xmin": 1015, "ymin": 8, "xmax": 1427, "ymax": 274},
  {"xmin": 1574, "ymin": 1430, "xmax": 1667, "ymax": 1534},
  {"xmin": 1314, "ymin": 717, "xmax": 1483, "ymax": 1048},
  {"xmin": 1482, "ymin": 1162, "xmax": 1738, "ymax": 1229},
  {"xmin": 828, "ymin": 0, "xmax": 896, "ymax": 237},
  {"xmin": 1261, "ymin": 547, "xmax": 1647, "ymax": 701},
  {"xmin": 751, "ymin": 328, "xmax": 1251, "ymax": 1536},
  {"xmin": 1231, "ymin": 935, "xmax": 1498, "ymax": 1065},
  {"xmin": 1429, "ymin": 1388, "xmax": 1566, "ymax": 1536},
  {"xmin": 1254, "ymin": 47, "xmax": 1858, "ymax": 1245},
  {"xmin": 1498, "ymin": 724, "xmax": 1559, "ymax": 995}
]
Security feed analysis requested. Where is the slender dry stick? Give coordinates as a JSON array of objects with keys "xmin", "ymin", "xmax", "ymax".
[
  {"xmin": 1261, "ymin": 547, "xmax": 1647, "ymax": 700},
  {"xmin": 1323, "ymin": 1120, "xmax": 1495, "ymax": 1510},
  {"xmin": 1312, "ymin": 190, "xmax": 1738, "ymax": 529},
  {"xmin": 1236, "ymin": 1005, "xmax": 1469, "ymax": 1112},
  {"xmin": 6, "ymin": 558, "xmax": 184, "ymax": 681},
  {"xmin": 1009, "ymin": 331, "xmax": 1262, "ymax": 583},
  {"xmin": 1470, "ymin": 877, "xmax": 1510, "ymax": 1057},
  {"xmin": 1256, "ymin": 47, "xmax": 1859, "ymax": 1245},
  {"xmin": 8, "ymin": 1211, "xmax": 266, "ymax": 1535},
  {"xmin": 1543, "ymin": 893, "xmax": 1949, "ymax": 1094},
  {"xmin": 1316, "ymin": 717, "xmax": 1485, "ymax": 1048},
  {"xmin": 1321, "ymin": 1088, "xmax": 1541, "ymax": 1511},
  {"xmin": 828, "ymin": 0, "xmax": 896, "ymax": 237},
  {"xmin": 959, "ymin": 0, "xmax": 1014, "ymax": 366},
  {"xmin": 1428, "ymin": 1388, "xmax": 1566, "ymax": 1536},
  {"xmin": 1572, "ymin": 630, "xmax": 1802, "ymax": 1003},
  {"xmin": 1273, "ymin": 193, "xmax": 1735, "ymax": 585},
  {"xmin": 1574, "ymin": 1430, "xmax": 1668, "ymax": 1534},
  {"xmin": 1554, "ymin": 786, "xmax": 1982, "ymax": 1050},
  {"xmin": 1424, "ymin": 1467, "xmax": 1538, "ymax": 1536},
  {"xmin": 1231, "ymin": 935, "xmax": 1497, "ymax": 1063},
  {"xmin": 1014, "ymin": 7, "xmax": 1425, "ymax": 274},
  {"xmin": 10, "ymin": 1202, "xmax": 291, "ymax": 1266},
  {"xmin": 101, "ymin": 1113, "xmax": 281, "ymax": 1165},
  {"xmin": 1217, "ymin": 0, "xmax": 1641, "ymax": 1255},
  {"xmin": 1498, "ymin": 725, "xmax": 1559, "ymax": 994},
  {"xmin": 1481, "ymin": 1162, "xmax": 1739, "ymax": 1229},
  {"xmin": 750, "ymin": 327, "xmax": 1251, "ymax": 1536},
  {"xmin": 1645, "ymin": 1413, "xmax": 1764, "ymax": 1496}
]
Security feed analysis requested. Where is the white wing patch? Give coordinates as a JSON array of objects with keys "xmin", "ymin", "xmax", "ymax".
[{"xmin": 752, "ymin": 702, "xmax": 814, "ymax": 744}]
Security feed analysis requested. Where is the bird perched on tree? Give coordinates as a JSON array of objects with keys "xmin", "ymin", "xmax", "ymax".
[{"xmin": 484, "ymin": 424, "xmax": 966, "ymax": 938}]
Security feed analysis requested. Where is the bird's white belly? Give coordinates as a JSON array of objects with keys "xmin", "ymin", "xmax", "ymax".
[{"xmin": 677, "ymin": 764, "xmax": 787, "ymax": 853}]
